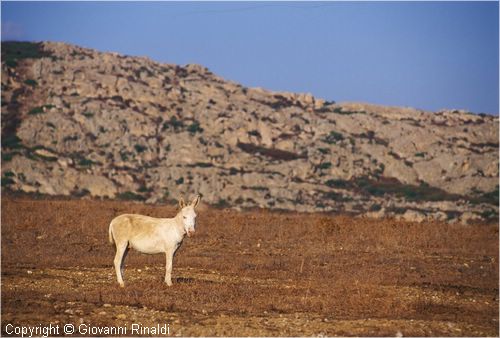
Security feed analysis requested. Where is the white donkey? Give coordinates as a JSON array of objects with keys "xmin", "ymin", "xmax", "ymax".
[{"xmin": 109, "ymin": 195, "xmax": 201, "ymax": 287}]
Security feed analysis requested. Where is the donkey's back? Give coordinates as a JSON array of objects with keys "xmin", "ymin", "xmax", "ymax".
[{"xmin": 109, "ymin": 214, "xmax": 164, "ymax": 244}]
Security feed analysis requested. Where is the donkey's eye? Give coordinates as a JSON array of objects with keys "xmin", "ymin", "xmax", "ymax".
[{"xmin": 183, "ymin": 216, "xmax": 187, "ymax": 219}]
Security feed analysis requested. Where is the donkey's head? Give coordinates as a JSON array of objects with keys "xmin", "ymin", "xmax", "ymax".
[{"xmin": 178, "ymin": 195, "xmax": 201, "ymax": 237}]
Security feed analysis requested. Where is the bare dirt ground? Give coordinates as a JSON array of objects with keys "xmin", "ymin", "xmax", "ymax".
[{"xmin": 1, "ymin": 194, "xmax": 498, "ymax": 336}]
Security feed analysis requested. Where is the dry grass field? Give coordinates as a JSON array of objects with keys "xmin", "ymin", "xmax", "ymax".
[{"xmin": 1, "ymin": 194, "xmax": 498, "ymax": 336}]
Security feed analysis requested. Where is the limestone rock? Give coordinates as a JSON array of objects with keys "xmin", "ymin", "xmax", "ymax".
[{"xmin": 1, "ymin": 41, "xmax": 497, "ymax": 223}]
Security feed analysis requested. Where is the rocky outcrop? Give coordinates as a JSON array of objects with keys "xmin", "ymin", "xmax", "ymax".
[{"xmin": 1, "ymin": 41, "xmax": 498, "ymax": 223}]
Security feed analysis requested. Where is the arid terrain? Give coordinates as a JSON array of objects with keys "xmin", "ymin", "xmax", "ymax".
[{"xmin": 1, "ymin": 194, "xmax": 498, "ymax": 336}]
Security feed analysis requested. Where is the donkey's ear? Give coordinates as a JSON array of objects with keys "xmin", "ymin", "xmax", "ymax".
[
  {"xmin": 191, "ymin": 195, "xmax": 201, "ymax": 208},
  {"xmin": 179, "ymin": 197, "xmax": 186, "ymax": 209}
]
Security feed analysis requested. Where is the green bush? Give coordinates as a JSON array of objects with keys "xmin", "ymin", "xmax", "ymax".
[
  {"xmin": 323, "ymin": 191, "xmax": 350, "ymax": 201},
  {"xmin": 24, "ymin": 79, "xmax": 38, "ymax": 87},
  {"xmin": 162, "ymin": 116, "xmax": 184, "ymax": 131},
  {"xmin": 28, "ymin": 104, "xmax": 55, "ymax": 115},
  {"xmin": 215, "ymin": 198, "xmax": 230, "ymax": 208},
  {"xmin": 323, "ymin": 131, "xmax": 344, "ymax": 144},
  {"xmin": 1, "ymin": 171, "xmax": 16, "ymax": 187},
  {"xmin": 5, "ymin": 59, "xmax": 17, "ymax": 68},
  {"xmin": 195, "ymin": 162, "xmax": 213, "ymax": 168},
  {"xmin": 248, "ymin": 130, "xmax": 261, "ymax": 137},
  {"xmin": 2, "ymin": 135, "xmax": 23, "ymax": 149},
  {"xmin": 317, "ymin": 162, "xmax": 332, "ymax": 170},
  {"xmin": 78, "ymin": 158, "xmax": 95, "ymax": 167},
  {"xmin": 138, "ymin": 185, "xmax": 152, "ymax": 193},
  {"xmin": 120, "ymin": 151, "xmax": 130, "ymax": 161},
  {"xmin": 3, "ymin": 171, "xmax": 15, "ymax": 178},
  {"xmin": 471, "ymin": 185, "xmax": 499, "ymax": 206},
  {"xmin": 134, "ymin": 144, "xmax": 147, "ymax": 153},
  {"xmin": 325, "ymin": 179, "xmax": 349, "ymax": 189},
  {"xmin": 2, "ymin": 153, "xmax": 14, "ymax": 162},
  {"xmin": 1, "ymin": 176, "xmax": 15, "ymax": 187},
  {"xmin": 63, "ymin": 135, "xmax": 79, "ymax": 142},
  {"xmin": 187, "ymin": 121, "xmax": 203, "ymax": 134},
  {"xmin": 480, "ymin": 209, "xmax": 498, "ymax": 220},
  {"xmin": 28, "ymin": 107, "xmax": 44, "ymax": 115},
  {"xmin": 331, "ymin": 107, "xmax": 366, "ymax": 115}
]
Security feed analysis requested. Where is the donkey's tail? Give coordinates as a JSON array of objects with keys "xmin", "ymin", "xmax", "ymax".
[{"xmin": 108, "ymin": 223, "xmax": 115, "ymax": 245}]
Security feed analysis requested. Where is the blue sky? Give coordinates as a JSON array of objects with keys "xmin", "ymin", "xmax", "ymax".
[{"xmin": 2, "ymin": 1, "xmax": 499, "ymax": 115}]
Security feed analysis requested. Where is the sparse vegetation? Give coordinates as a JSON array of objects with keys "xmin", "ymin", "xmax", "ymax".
[
  {"xmin": 480, "ymin": 209, "xmax": 498, "ymax": 221},
  {"xmin": 134, "ymin": 144, "xmax": 147, "ymax": 153},
  {"xmin": 194, "ymin": 162, "xmax": 213, "ymax": 168},
  {"xmin": 63, "ymin": 135, "xmax": 78, "ymax": 142},
  {"xmin": 324, "ymin": 191, "xmax": 342, "ymax": 200},
  {"xmin": 1, "ymin": 41, "xmax": 52, "ymax": 68},
  {"xmin": 77, "ymin": 158, "xmax": 95, "ymax": 167},
  {"xmin": 354, "ymin": 177, "xmax": 461, "ymax": 202},
  {"xmin": 28, "ymin": 106, "xmax": 44, "ymax": 115},
  {"xmin": 228, "ymin": 167, "xmax": 240, "ymax": 175},
  {"xmin": 162, "ymin": 116, "xmax": 184, "ymax": 131},
  {"xmin": 470, "ymin": 185, "xmax": 499, "ymax": 206},
  {"xmin": 3, "ymin": 171, "xmax": 15, "ymax": 178},
  {"xmin": 326, "ymin": 179, "xmax": 349, "ymax": 189},
  {"xmin": 374, "ymin": 163, "xmax": 386, "ymax": 176},
  {"xmin": 330, "ymin": 107, "xmax": 366, "ymax": 115},
  {"xmin": 317, "ymin": 162, "xmax": 332, "ymax": 170},
  {"xmin": 2, "ymin": 135, "xmax": 23, "ymax": 149},
  {"xmin": 248, "ymin": 130, "xmax": 261, "ymax": 138},
  {"xmin": 24, "ymin": 79, "xmax": 38, "ymax": 87},
  {"xmin": 28, "ymin": 104, "xmax": 55, "ymax": 115},
  {"xmin": 323, "ymin": 131, "xmax": 344, "ymax": 144},
  {"xmin": 1, "ymin": 175, "xmax": 15, "ymax": 188},
  {"xmin": 214, "ymin": 198, "xmax": 230, "ymax": 208},
  {"xmin": 237, "ymin": 141, "xmax": 305, "ymax": 161},
  {"xmin": 2, "ymin": 152, "xmax": 14, "ymax": 162},
  {"xmin": 119, "ymin": 151, "xmax": 131, "ymax": 161},
  {"xmin": 117, "ymin": 191, "xmax": 146, "ymax": 201},
  {"xmin": 242, "ymin": 185, "xmax": 269, "ymax": 191},
  {"xmin": 137, "ymin": 185, "xmax": 153, "ymax": 193},
  {"xmin": 324, "ymin": 176, "xmax": 463, "ymax": 202},
  {"xmin": 187, "ymin": 121, "xmax": 203, "ymax": 134}
]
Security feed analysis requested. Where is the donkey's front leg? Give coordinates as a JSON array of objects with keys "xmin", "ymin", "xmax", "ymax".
[{"xmin": 165, "ymin": 248, "xmax": 175, "ymax": 286}]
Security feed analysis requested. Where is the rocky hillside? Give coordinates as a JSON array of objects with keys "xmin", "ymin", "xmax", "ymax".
[{"xmin": 1, "ymin": 41, "xmax": 498, "ymax": 223}]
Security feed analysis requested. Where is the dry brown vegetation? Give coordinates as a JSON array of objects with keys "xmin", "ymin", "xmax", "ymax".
[{"xmin": 1, "ymin": 194, "xmax": 498, "ymax": 336}]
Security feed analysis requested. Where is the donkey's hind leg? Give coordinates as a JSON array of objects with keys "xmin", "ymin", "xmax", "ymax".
[{"xmin": 114, "ymin": 242, "xmax": 128, "ymax": 287}]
